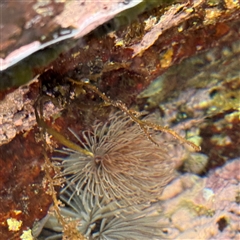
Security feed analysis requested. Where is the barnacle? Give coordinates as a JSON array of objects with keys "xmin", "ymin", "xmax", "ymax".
[
  {"xmin": 39, "ymin": 182, "xmax": 166, "ymax": 240},
  {"xmin": 54, "ymin": 111, "xmax": 174, "ymax": 207}
]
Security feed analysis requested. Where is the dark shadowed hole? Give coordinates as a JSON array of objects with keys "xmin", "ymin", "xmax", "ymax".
[
  {"xmin": 162, "ymin": 229, "xmax": 168, "ymax": 234},
  {"xmin": 209, "ymin": 89, "xmax": 218, "ymax": 98},
  {"xmin": 91, "ymin": 219, "xmax": 102, "ymax": 234},
  {"xmin": 217, "ymin": 217, "xmax": 228, "ymax": 232}
]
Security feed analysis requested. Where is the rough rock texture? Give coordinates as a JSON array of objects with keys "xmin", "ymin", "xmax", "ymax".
[
  {"xmin": 0, "ymin": 0, "xmax": 239, "ymax": 239},
  {"xmin": 1, "ymin": 0, "xmax": 239, "ymax": 90},
  {"xmin": 0, "ymin": 0, "xmax": 142, "ymax": 70},
  {"xmin": 0, "ymin": 129, "xmax": 53, "ymax": 240},
  {"xmin": 36, "ymin": 157, "xmax": 240, "ymax": 239},
  {"xmin": 158, "ymin": 158, "xmax": 240, "ymax": 240}
]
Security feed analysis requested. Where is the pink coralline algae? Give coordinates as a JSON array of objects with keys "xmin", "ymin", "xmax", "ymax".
[{"xmin": 158, "ymin": 158, "xmax": 240, "ymax": 240}]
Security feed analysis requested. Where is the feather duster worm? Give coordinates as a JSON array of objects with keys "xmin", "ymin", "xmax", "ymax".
[
  {"xmin": 54, "ymin": 111, "xmax": 174, "ymax": 207},
  {"xmin": 39, "ymin": 182, "xmax": 167, "ymax": 240}
]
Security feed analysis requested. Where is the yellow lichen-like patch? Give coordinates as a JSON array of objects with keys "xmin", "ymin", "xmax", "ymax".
[
  {"xmin": 211, "ymin": 135, "xmax": 232, "ymax": 146},
  {"xmin": 144, "ymin": 16, "xmax": 157, "ymax": 31},
  {"xmin": 13, "ymin": 210, "xmax": 22, "ymax": 215},
  {"xmin": 224, "ymin": 0, "xmax": 239, "ymax": 9},
  {"xmin": 160, "ymin": 48, "xmax": 173, "ymax": 68},
  {"xmin": 71, "ymin": 51, "xmax": 81, "ymax": 59},
  {"xmin": 211, "ymin": 89, "xmax": 240, "ymax": 111},
  {"xmin": 183, "ymin": 200, "xmax": 215, "ymax": 217},
  {"xmin": 185, "ymin": 8, "xmax": 194, "ymax": 13},
  {"xmin": 7, "ymin": 218, "xmax": 22, "ymax": 231},
  {"xmin": 204, "ymin": 8, "xmax": 222, "ymax": 24},
  {"xmin": 178, "ymin": 25, "xmax": 184, "ymax": 32},
  {"xmin": 115, "ymin": 40, "xmax": 124, "ymax": 47},
  {"xmin": 225, "ymin": 111, "xmax": 240, "ymax": 123},
  {"xmin": 33, "ymin": 0, "xmax": 53, "ymax": 17},
  {"xmin": 20, "ymin": 229, "xmax": 34, "ymax": 240}
]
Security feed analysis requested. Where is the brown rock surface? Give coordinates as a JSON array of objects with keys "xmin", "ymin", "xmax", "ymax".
[{"xmin": 0, "ymin": 0, "xmax": 239, "ymax": 238}]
